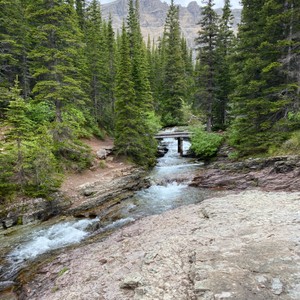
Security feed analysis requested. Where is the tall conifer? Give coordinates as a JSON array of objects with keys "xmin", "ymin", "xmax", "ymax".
[
  {"xmin": 161, "ymin": 0, "xmax": 186, "ymax": 126},
  {"xmin": 114, "ymin": 1, "xmax": 157, "ymax": 167},
  {"xmin": 229, "ymin": 0, "xmax": 300, "ymax": 155},
  {"xmin": 28, "ymin": 0, "xmax": 88, "ymax": 135},
  {"xmin": 214, "ymin": 0, "xmax": 234, "ymax": 129},
  {"xmin": 195, "ymin": 0, "xmax": 219, "ymax": 132}
]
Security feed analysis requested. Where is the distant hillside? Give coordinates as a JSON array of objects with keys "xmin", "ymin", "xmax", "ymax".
[{"xmin": 101, "ymin": 0, "xmax": 241, "ymax": 48}]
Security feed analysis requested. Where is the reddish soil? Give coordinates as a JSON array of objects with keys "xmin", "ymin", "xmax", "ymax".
[{"xmin": 60, "ymin": 137, "xmax": 134, "ymax": 198}]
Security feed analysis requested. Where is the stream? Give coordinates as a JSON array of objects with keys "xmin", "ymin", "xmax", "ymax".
[{"xmin": 0, "ymin": 130, "xmax": 224, "ymax": 291}]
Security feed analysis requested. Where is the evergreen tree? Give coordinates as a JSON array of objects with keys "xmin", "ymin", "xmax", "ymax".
[
  {"xmin": 106, "ymin": 16, "xmax": 117, "ymax": 131},
  {"xmin": 85, "ymin": 2, "xmax": 116, "ymax": 131},
  {"xmin": 150, "ymin": 36, "xmax": 167, "ymax": 113},
  {"xmin": 161, "ymin": 0, "xmax": 186, "ymax": 126},
  {"xmin": 4, "ymin": 80, "xmax": 33, "ymax": 192},
  {"xmin": 181, "ymin": 36, "xmax": 195, "ymax": 106},
  {"xmin": 85, "ymin": 0, "xmax": 104, "ymax": 119},
  {"xmin": 115, "ymin": 23, "xmax": 136, "ymax": 153},
  {"xmin": 0, "ymin": 80, "xmax": 61, "ymax": 198},
  {"xmin": 75, "ymin": 0, "xmax": 86, "ymax": 30},
  {"xmin": 214, "ymin": 0, "xmax": 234, "ymax": 129},
  {"xmin": 195, "ymin": 0, "xmax": 219, "ymax": 132},
  {"xmin": 114, "ymin": 0, "xmax": 157, "ymax": 167},
  {"xmin": 115, "ymin": 24, "xmax": 155, "ymax": 166},
  {"xmin": 229, "ymin": 0, "xmax": 300, "ymax": 155},
  {"xmin": 127, "ymin": 0, "xmax": 153, "ymax": 111},
  {"xmin": 0, "ymin": 0, "xmax": 31, "ymax": 106},
  {"xmin": 27, "ymin": 0, "xmax": 89, "ymax": 139}
]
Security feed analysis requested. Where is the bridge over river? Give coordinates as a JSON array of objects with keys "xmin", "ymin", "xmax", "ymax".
[{"xmin": 154, "ymin": 131, "xmax": 192, "ymax": 156}]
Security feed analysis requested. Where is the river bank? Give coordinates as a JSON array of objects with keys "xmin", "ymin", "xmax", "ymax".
[
  {"xmin": 191, "ymin": 155, "xmax": 300, "ymax": 191},
  {"xmin": 20, "ymin": 189, "xmax": 300, "ymax": 300},
  {"xmin": 0, "ymin": 137, "xmax": 147, "ymax": 229},
  {"xmin": 2, "ymin": 136, "xmax": 300, "ymax": 299}
]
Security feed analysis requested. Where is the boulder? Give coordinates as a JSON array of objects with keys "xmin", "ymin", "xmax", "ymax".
[
  {"xmin": 96, "ymin": 149, "xmax": 107, "ymax": 160},
  {"xmin": 120, "ymin": 273, "xmax": 143, "ymax": 289}
]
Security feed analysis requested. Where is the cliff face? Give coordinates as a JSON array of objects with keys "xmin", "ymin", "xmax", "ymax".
[{"xmin": 101, "ymin": 0, "xmax": 241, "ymax": 48}]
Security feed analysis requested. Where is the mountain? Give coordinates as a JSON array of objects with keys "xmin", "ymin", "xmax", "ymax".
[{"xmin": 101, "ymin": 0, "xmax": 241, "ymax": 48}]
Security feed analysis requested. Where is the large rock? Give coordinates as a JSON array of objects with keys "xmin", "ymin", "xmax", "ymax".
[
  {"xmin": 22, "ymin": 190, "xmax": 300, "ymax": 300},
  {"xmin": 66, "ymin": 170, "xmax": 149, "ymax": 216},
  {"xmin": 96, "ymin": 146, "xmax": 113, "ymax": 160},
  {"xmin": 0, "ymin": 195, "xmax": 71, "ymax": 229},
  {"xmin": 191, "ymin": 156, "xmax": 300, "ymax": 191}
]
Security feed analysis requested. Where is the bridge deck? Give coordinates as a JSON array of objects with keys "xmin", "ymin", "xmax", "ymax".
[{"xmin": 154, "ymin": 132, "xmax": 191, "ymax": 139}]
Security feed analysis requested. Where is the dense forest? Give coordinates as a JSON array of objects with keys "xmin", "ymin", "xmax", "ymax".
[{"xmin": 0, "ymin": 0, "xmax": 299, "ymax": 201}]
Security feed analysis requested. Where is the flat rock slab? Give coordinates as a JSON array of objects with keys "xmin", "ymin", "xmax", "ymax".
[{"xmin": 22, "ymin": 190, "xmax": 300, "ymax": 300}]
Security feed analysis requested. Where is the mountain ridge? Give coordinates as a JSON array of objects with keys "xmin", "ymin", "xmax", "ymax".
[{"xmin": 101, "ymin": 0, "xmax": 241, "ymax": 48}]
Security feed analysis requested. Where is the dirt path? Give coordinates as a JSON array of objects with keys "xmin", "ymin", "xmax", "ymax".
[
  {"xmin": 22, "ymin": 190, "xmax": 300, "ymax": 300},
  {"xmin": 61, "ymin": 137, "xmax": 135, "ymax": 198}
]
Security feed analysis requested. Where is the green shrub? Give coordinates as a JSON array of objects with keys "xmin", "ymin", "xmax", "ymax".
[
  {"xmin": 145, "ymin": 111, "xmax": 162, "ymax": 134},
  {"xmin": 269, "ymin": 130, "xmax": 300, "ymax": 155},
  {"xmin": 190, "ymin": 126, "xmax": 224, "ymax": 160}
]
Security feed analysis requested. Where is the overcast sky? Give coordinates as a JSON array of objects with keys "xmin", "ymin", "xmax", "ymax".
[{"xmin": 100, "ymin": 0, "xmax": 242, "ymax": 9}]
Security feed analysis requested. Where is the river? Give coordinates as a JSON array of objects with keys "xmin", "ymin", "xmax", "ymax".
[{"xmin": 0, "ymin": 130, "xmax": 223, "ymax": 293}]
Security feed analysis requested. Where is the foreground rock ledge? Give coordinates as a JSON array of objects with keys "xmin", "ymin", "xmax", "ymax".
[{"xmin": 22, "ymin": 190, "xmax": 300, "ymax": 300}]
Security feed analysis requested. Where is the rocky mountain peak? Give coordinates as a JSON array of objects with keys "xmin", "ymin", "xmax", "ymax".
[{"xmin": 101, "ymin": 0, "xmax": 241, "ymax": 48}]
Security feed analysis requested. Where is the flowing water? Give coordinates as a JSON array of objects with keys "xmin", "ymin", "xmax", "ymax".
[{"xmin": 0, "ymin": 130, "xmax": 223, "ymax": 285}]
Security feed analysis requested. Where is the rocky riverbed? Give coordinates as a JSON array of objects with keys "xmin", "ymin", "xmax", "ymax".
[
  {"xmin": 19, "ymin": 190, "xmax": 300, "ymax": 300},
  {"xmin": 2, "ymin": 136, "xmax": 300, "ymax": 300}
]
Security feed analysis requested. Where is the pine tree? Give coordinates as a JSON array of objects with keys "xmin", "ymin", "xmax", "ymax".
[
  {"xmin": 214, "ymin": 0, "xmax": 234, "ymax": 129},
  {"xmin": 85, "ymin": 0, "xmax": 104, "ymax": 119},
  {"xmin": 114, "ymin": 1, "xmax": 157, "ymax": 167},
  {"xmin": 127, "ymin": 0, "xmax": 153, "ymax": 111},
  {"xmin": 27, "ymin": 0, "xmax": 89, "ymax": 139},
  {"xmin": 1, "ymin": 79, "xmax": 62, "ymax": 198},
  {"xmin": 181, "ymin": 36, "xmax": 195, "ymax": 106},
  {"xmin": 85, "ymin": 2, "xmax": 116, "ymax": 132},
  {"xmin": 161, "ymin": 0, "xmax": 186, "ymax": 126},
  {"xmin": 0, "ymin": 0, "xmax": 31, "ymax": 105},
  {"xmin": 114, "ymin": 24, "xmax": 144, "ymax": 163},
  {"xmin": 4, "ymin": 80, "xmax": 33, "ymax": 192},
  {"xmin": 150, "ymin": 36, "xmax": 167, "ymax": 114},
  {"xmin": 75, "ymin": 0, "xmax": 86, "ymax": 30},
  {"xmin": 106, "ymin": 16, "xmax": 117, "ymax": 131},
  {"xmin": 195, "ymin": 0, "xmax": 219, "ymax": 132},
  {"xmin": 229, "ymin": 0, "xmax": 300, "ymax": 155}
]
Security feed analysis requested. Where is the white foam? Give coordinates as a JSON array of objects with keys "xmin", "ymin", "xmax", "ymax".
[{"xmin": 8, "ymin": 218, "xmax": 99, "ymax": 263}]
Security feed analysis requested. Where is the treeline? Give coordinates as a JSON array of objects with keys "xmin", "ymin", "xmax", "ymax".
[{"xmin": 0, "ymin": 0, "xmax": 299, "ymax": 201}]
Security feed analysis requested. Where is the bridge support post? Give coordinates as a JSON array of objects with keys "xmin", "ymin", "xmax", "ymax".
[{"xmin": 177, "ymin": 137, "xmax": 183, "ymax": 156}]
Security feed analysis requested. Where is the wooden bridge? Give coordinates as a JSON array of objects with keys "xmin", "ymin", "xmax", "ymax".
[{"xmin": 154, "ymin": 131, "xmax": 192, "ymax": 155}]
